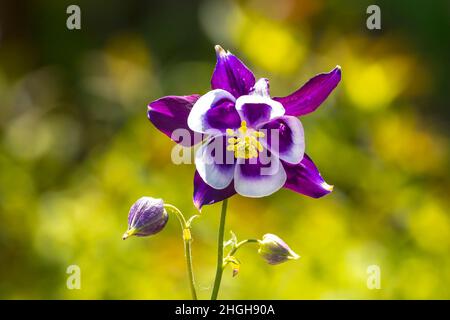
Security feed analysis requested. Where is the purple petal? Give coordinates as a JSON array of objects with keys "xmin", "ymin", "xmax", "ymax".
[
  {"xmin": 193, "ymin": 171, "xmax": 236, "ymax": 210},
  {"xmin": 234, "ymin": 151, "xmax": 286, "ymax": 197},
  {"xmin": 211, "ymin": 45, "xmax": 256, "ymax": 98},
  {"xmin": 148, "ymin": 95, "xmax": 202, "ymax": 147},
  {"xmin": 274, "ymin": 66, "xmax": 341, "ymax": 116},
  {"xmin": 195, "ymin": 135, "xmax": 236, "ymax": 189},
  {"xmin": 187, "ymin": 89, "xmax": 240, "ymax": 134},
  {"xmin": 235, "ymin": 95, "xmax": 285, "ymax": 128},
  {"xmin": 282, "ymin": 154, "xmax": 333, "ymax": 198},
  {"xmin": 258, "ymin": 116, "xmax": 305, "ymax": 164}
]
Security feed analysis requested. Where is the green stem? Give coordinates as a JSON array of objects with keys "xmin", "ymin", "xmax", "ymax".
[
  {"xmin": 227, "ymin": 239, "xmax": 259, "ymax": 259},
  {"xmin": 184, "ymin": 235, "xmax": 197, "ymax": 300},
  {"xmin": 211, "ymin": 199, "xmax": 228, "ymax": 300},
  {"xmin": 164, "ymin": 204, "xmax": 197, "ymax": 300}
]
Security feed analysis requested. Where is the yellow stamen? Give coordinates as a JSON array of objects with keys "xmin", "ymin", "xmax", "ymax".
[
  {"xmin": 226, "ymin": 121, "xmax": 265, "ymax": 159},
  {"xmin": 226, "ymin": 128, "xmax": 235, "ymax": 136},
  {"xmin": 238, "ymin": 120, "xmax": 248, "ymax": 134},
  {"xmin": 256, "ymin": 141, "xmax": 264, "ymax": 152},
  {"xmin": 253, "ymin": 131, "xmax": 265, "ymax": 138}
]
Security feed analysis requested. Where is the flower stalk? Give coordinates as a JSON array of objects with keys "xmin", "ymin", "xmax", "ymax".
[
  {"xmin": 210, "ymin": 199, "xmax": 228, "ymax": 300},
  {"xmin": 163, "ymin": 204, "xmax": 198, "ymax": 300},
  {"xmin": 224, "ymin": 238, "xmax": 259, "ymax": 265}
]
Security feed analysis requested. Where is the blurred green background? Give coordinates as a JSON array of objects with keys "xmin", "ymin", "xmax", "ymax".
[{"xmin": 0, "ymin": 0, "xmax": 449, "ymax": 299}]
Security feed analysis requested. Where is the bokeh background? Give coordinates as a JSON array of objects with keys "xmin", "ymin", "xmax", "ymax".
[{"xmin": 0, "ymin": 0, "xmax": 449, "ymax": 299}]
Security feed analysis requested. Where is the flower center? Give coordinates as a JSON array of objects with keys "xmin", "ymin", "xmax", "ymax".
[{"xmin": 226, "ymin": 121, "xmax": 265, "ymax": 159}]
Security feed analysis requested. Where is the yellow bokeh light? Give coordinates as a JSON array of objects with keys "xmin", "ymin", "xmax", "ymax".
[
  {"xmin": 232, "ymin": 12, "xmax": 306, "ymax": 75},
  {"xmin": 345, "ymin": 57, "xmax": 411, "ymax": 111}
]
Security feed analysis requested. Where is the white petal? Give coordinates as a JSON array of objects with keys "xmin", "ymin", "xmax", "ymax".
[
  {"xmin": 251, "ymin": 78, "xmax": 270, "ymax": 97},
  {"xmin": 235, "ymin": 94, "xmax": 285, "ymax": 127},
  {"xmin": 234, "ymin": 154, "xmax": 287, "ymax": 197},
  {"xmin": 259, "ymin": 116, "xmax": 305, "ymax": 164},
  {"xmin": 188, "ymin": 89, "xmax": 236, "ymax": 134},
  {"xmin": 195, "ymin": 136, "xmax": 236, "ymax": 189}
]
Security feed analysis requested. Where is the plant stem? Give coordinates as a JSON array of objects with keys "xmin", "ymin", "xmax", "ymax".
[
  {"xmin": 211, "ymin": 199, "xmax": 228, "ymax": 300},
  {"xmin": 227, "ymin": 239, "xmax": 259, "ymax": 258},
  {"xmin": 164, "ymin": 204, "xmax": 197, "ymax": 300},
  {"xmin": 184, "ymin": 233, "xmax": 197, "ymax": 300}
]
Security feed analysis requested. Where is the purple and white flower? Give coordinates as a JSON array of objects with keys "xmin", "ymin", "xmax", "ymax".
[{"xmin": 148, "ymin": 45, "xmax": 341, "ymax": 210}]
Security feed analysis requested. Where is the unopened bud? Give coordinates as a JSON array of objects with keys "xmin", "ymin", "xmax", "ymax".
[
  {"xmin": 258, "ymin": 234, "xmax": 300, "ymax": 265},
  {"xmin": 123, "ymin": 197, "xmax": 168, "ymax": 240}
]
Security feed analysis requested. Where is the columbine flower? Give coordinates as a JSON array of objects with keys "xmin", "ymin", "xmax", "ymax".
[
  {"xmin": 148, "ymin": 45, "xmax": 341, "ymax": 210},
  {"xmin": 122, "ymin": 197, "xmax": 168, "ymax": 239},
  {"xmin": 258, "ymin": 234, "xmax": 300, "ymax": 265}
]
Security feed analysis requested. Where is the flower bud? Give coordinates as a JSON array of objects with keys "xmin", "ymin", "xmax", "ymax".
[
  {"xmin": 258, "ymin": 234, "xmax": 300, "ymax": 265},
  {"xmin": 122, "ymin": 197, "xmax": 168, "ymax": 240}
]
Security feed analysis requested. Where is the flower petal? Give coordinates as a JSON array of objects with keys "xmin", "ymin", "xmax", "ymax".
[
  {"xmin": 274, "ymin": 66, "xmax": 341, "ymax": 116},
  {"xmin": 187, "ymin": 89, "xmax": 240, "ymax": 134},
  {"xmin": 258, "ymin": 116, "xmax": 305, "ymax": 164},
  {"xmin": 250, "ymin": 78, "xmax": 270, "ymax": 97},
  {"xmin": 211, "ymin": 45, "xmax": 256, "ymax": 98},
  {"xmin": 193, "ymin": 171, "xmax": 236, "ymax": 210},
  {"xmin": 235, "ymin": 95, "xmax": 285, "ymax": 128},
  {"xmin": 148, "ymin": 95, "xmax": 202, "ymax": 147},
  {"xmin": 283, "ymin": 154, "xmax": 333, "ymax": 198},
  {"xmin": 234, "ymin": 151, "xmax": 287, "ymax": 197},
  {"xmin": 195, "ymin": 135, "xmax": 236, "ymax": 190}
]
